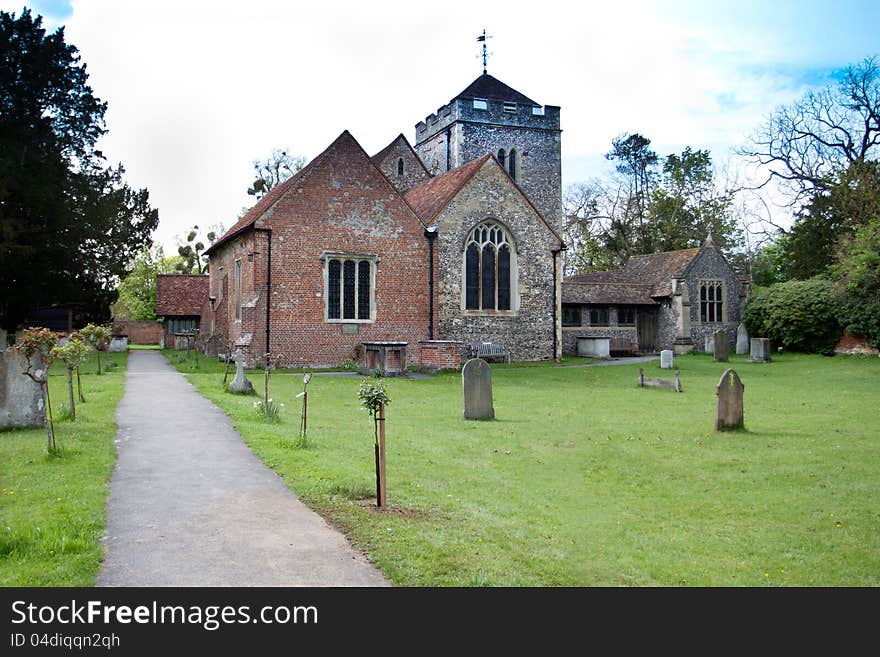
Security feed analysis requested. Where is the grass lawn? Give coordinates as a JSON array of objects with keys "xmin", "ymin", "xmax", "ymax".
[
  {"xmin": 0, "ymin": 351, "xmax": 128, "ymax": 586},
  {"xmin": 172, "ymin": 351, "xmax": 879, "ymax": 586}
]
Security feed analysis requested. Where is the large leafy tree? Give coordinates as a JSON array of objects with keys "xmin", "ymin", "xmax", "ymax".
[
  {"xmin": 563, "ymin": 138, "xmax": 736, "ymax": 273},
  {"xmin": 113, "ymin": 246, "xmax": 183, "ymax": 321},
  {"xmin": 0, "ymin": 9, "xmax": 158, "ymax": 329}
]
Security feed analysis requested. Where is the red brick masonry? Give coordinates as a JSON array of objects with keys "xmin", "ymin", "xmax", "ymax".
[
  {"xmin": 418, "ymin": 340, "xmax": 464, "ymax": 371},
  {"xmin": 112, "ymin": 320, "xmax": 164, "ymax": 344}
]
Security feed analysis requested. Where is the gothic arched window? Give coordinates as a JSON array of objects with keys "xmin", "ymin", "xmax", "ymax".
[
  {"xmin": 497, "ymin": 149, "xmax": 506, "ymax": 169},
  {"xmin": 463, "ymin": 221, "xmax": 516, "ymax": 312},
  {"xmin": 507, "ymin": 149, "xmax": 517, "ymax": 181},
  {"xmin": 397, "ymin": 158, "xmax": 404, "ymax": 176}
]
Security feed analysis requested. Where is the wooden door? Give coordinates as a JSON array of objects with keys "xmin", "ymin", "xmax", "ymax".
[{"xmin": 637, "ymin": 310, "xmax": 657, "ymax": 353}]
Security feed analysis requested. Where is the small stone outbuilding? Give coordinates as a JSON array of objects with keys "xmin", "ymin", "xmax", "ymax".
[
  {"xmin": 155, "ymin": 274, "xmax": 209, "ymax": 349},
  {"xmin": 562, "ymin": 237, "xmax": 748, "ymax": 355}
]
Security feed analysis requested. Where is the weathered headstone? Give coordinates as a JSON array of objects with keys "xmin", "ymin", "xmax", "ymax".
[
  {"xmin": 713, "ymin": 330, "xmax": 729, "ymax": 362},
  {"xmin": 704, "ymin": 334, "xmax": 715, "ymax": 355},
  {"xmin": 638, "ymin": 368, "xmax": 682, "ymax": 392},
  {"xmin": 660, "ymin": 350, "xmax": 674, "ymax": 369},
  {"xmin": 462, "ymin": 358, "xmax": 494, "ymax": 420},
  {"xmin": 715, "ymin": 368, "xmax": 744, "ymax": 431},
  {"xmin": 0, "ymin": 349, "xmax": 46, "ymax": 429},
  {"xmin": 736, "ymin": 323, "xmax": 749, "ymax": 355},
  {"xmin": 108, "ymin": 335, "xmax": 128, "ymax": 352},
  {"xmin": 749, "ymin": 338, "xmax": 771, "ymax": 363},
  {"xmin": 228, "ymin": 349, "xmax": 255, "ymax": 394}
]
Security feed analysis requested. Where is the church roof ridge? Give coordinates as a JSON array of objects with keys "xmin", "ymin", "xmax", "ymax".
[{"xmin": 371, "ymin": 133, "xmax": 431, "ymax": 177}]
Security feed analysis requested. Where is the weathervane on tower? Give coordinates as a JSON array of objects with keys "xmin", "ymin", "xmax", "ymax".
[{"xmin": 477, "ymin": 29, "xmax": 492, "ymax": 74}]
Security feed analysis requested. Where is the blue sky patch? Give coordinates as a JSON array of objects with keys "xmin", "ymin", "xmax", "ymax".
[{"xmin": 29, "ymin": 0, "xmax": 73, "ymax": 21}]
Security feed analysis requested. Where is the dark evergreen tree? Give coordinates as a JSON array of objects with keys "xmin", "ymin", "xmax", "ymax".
[{"xmin": 0, "ymin": 9, "xmax": 158, "ymax": 329}]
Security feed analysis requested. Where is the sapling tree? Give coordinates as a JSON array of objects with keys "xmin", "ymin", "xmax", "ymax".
[
  {"xmin": 13, "ymin": 327, "xmax": 58, "ymax": 450},
  {"xmin": 51, "ymin": 337, "xmax": 90, "ymax": 420},
  {"xmin": 357, "ymin": 378, "xmax": 391, "ymax": 507},
  {"xmin": 254, "ymin": 352, "xmax": 283, "ymax": 422},
  {"xmin": 79, "ymin": 323, "xmax": 111, "ymax": 374}
]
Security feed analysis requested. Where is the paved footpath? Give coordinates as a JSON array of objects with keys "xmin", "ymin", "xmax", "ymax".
[{"xmin": 98, "ymin": 351, "xmax": 388, "ymax": 586}]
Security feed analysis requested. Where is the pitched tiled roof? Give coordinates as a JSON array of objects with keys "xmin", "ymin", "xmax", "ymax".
[
  {"xmin": 403, "ymin": 155, "xmax": 491, "ymax": 225},
  {"xmin": 623, "ymin": 248, "xmax": 700, "ymax": 295},
  {"xmin": 454, "ymin": 73, "xmax": 539, "ymax": 106},
  {"xmin": 156, "ymin": 275, "xmax": 208, "ymax": 316},
  {"xmin": 562, "ymin": 281, "xmax": 658, "ymax": 305},
  {"xmin": 563, "ymin": 247, "xmax": 702, "ymax": 304}
]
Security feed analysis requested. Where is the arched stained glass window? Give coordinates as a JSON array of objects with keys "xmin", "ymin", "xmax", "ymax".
[{"xmin": 463, "ymin": 221, "xmax": 516, "ymax": 312}]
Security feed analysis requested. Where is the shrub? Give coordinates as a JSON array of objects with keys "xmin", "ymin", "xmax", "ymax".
[{"xmin": 743, "ymin": 278, "xmax": 842, "ymax": 354}]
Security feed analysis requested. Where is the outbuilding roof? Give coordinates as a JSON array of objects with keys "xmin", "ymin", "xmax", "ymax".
[{"xmin": 155, "ymin": 274, "xmax": 208, "ymax": 317}]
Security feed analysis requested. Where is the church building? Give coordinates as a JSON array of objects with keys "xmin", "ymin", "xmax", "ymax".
[{"xmin": 202, "ymin": 72, "xmax": 565, "ymax": 369}]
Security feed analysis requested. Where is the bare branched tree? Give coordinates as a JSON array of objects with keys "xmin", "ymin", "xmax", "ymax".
[
  {"xmin": 739, "ymin": 56, "xmax": 880, "ymax": 208},
  {"xmin": 248, "ymin": 148, "xmax": 306, "ymax": 198}
]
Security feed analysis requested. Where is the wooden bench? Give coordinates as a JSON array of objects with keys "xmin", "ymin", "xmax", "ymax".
[{"xmin": 472, "ymin": 341, "xmax": 510, "ymax": 363}]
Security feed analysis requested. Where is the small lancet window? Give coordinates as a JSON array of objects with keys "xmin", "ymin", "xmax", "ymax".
[
  {"xmin": 497, "ymin": 149, "xmax": 506, "ymax": 169},
  {"xmin": 397, "ymin": 158, "xmax": 404, "ymax": 176}
]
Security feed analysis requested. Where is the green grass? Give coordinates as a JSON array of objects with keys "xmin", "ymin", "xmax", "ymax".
[
  {"xmin": 173, "ymin": 351, "xmax": 880, "ymax": 586},
  {"xmin": 0, "ymin": 351, "xmax": 128, "ymax": 586}
]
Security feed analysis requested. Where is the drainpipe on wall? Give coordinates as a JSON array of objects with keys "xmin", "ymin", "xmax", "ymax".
[
  {"xmin": 551, "ymin": 246, "xmax": 566, "ymax": 361},
  {"xmin": 424, "ymin": 225, "xmax": 438, "ymax": 339},
  {"xmin": 254, "ymin": 227, "xmax": 273, "ymax": 357}
]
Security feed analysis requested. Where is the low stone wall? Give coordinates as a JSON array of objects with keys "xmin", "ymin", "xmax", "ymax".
[
  {"xmin": 835, "ymin": 331, "xmax": 879, "ymax": 356},
  {"xmin": 418, "ymin": 340, "xmax": 464, "ymax": 371},
  {"xmin": 0, "ymin": 349, "xmax": 46, "ymax": 430},
  {"xmin": 112, "ymin": 320, "xmax": 164, "ymax": 344}
]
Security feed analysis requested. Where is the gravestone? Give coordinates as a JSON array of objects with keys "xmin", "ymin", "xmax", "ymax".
[
  {"xmin": 749, "ymin": 338, "xmax": 771, "ymax": 363},
  {"xmin": 704, "ymin": 334, "xmax": 715, "ymax": 355},
  {"xmin": 0, "ymin": 350, "xmax": 46, "ymax": 429},
  {"xmin": 715, "ymin": 368, "xmax": 744, "ymax": 430},
  {"xmin": 228, "ymin": 349, "xmax": 255, "ymax": 394},
  {"xmin": 108, "ymin": 335, "xmax": 128, "ymax": 352},
  {"xmin": 660, "ymin": 350, "xmax": 674, "ymax": 369},
  {"xmin": 638, "ymin": 368, "xmax": 682, "ymax": 392},
  {"xmin": 462, "ymin": 358, "xmax": 494, "ymax": 420},
  {"xmin": 736, "ymin": 323, "xmax": 749, "ymax": 355},
  {"xmin": 713, "ymin": 330, "xmax": 729, "ymax": 362}
]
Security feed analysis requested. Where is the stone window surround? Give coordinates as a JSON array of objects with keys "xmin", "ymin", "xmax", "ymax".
[
  {"xmin": 562, "ymin": 305, "xmax": 581, "ymax": 326},
  {"xmin": 460, "ymin": 219, "xmax": 519, "ymax": 316},
  {"xmin": 496, "ymin": 148, "xmax": 519, "ymax": 181},
  {"xmin": 698, "ymin": 279, "xmax": 726, "ymax": 324},
  {"xmin": 233, "ymin": 258, "xmax": 242, "ymax": 322},
  {"xmin": 320, "ymin": 250, "xmax": 379, "ymax": 323}
]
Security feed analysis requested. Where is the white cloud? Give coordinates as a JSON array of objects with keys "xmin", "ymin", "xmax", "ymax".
[{"xmin": 3, "ymin": 0, "xmax": 877, "ymax": 248}]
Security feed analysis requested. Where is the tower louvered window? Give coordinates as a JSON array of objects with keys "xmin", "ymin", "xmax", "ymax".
[{"xmin": 463, "ymin": 221, "xmax": 516, "ymax": 312}]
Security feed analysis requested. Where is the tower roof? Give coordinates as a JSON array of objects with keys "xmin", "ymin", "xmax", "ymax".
[{"xmin": 453, "ymin": 73, "xmax": 539, "ymax": 106}]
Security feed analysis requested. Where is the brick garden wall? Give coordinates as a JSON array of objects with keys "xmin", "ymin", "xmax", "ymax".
[{"xmin": 112, "ymin": 320, "xmax": 164, "ymax": 344}]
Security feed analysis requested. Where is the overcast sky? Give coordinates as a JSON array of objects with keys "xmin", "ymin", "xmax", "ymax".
[{"xmin": 6, "ymin": 0, "xmax": 879, "ymax": 250}]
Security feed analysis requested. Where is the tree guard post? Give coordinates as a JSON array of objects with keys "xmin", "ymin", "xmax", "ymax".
[{"xmin": 377, "ymin": 402, "xmax": 387, "ymax": 508}]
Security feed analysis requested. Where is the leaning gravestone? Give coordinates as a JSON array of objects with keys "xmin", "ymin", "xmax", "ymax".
[
  {"xmin": 736, "ymin": 323, "xmax": 749, "ymax": 355},
  {"xmin": 715, "ymin": 368, "xmax": 744, "ymax": 431},
  {"xmin": 660, "ymin": 350, "xmax": 674, "ymax": 369},
  {"xmin": 749, "ymin": 338, "xmax": 771, "ymax": 363},
  {"xmin": 713, "ymin": 330, "xmax": 729, "ymax": 362},
  {"xmin": 462, "ymin": 358, "xmax": 494, "ymax": 420},
  {"xmin": 228, "ymin": 349, "xmax": 255, "ymax": 394}
]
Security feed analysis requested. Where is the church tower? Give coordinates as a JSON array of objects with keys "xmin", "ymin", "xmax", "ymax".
[{"xmin": 414, "ymin": 73, "xmax": 562, "ymax": 232}]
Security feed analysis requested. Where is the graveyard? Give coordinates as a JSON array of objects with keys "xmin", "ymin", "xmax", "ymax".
[
  {"xmin": 0, "ymin": 350, "xmax": 128, "ymax": 585},
  {"xmin": 167, "ymin": 351, "xmax": 879, "ymax": 586}
]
